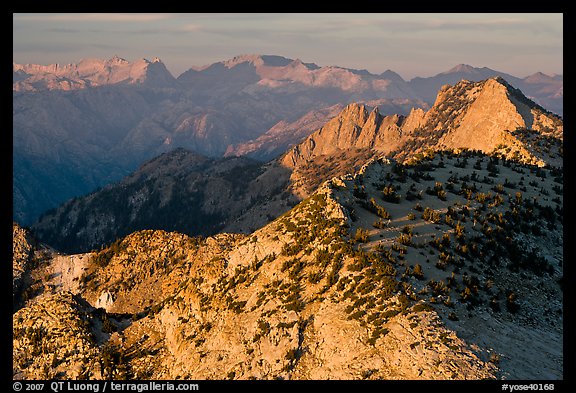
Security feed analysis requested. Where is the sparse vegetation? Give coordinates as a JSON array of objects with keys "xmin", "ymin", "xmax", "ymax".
[{"xmin": 354, "ymin": 228, "xmax": 370, "ymax": 243}]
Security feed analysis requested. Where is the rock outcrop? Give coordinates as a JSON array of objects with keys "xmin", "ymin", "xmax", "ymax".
[
  {"xmin": 281, "ymin": 77, "xmax": 562, "ymax": 172},
  {"xmin": 13, "ymin": 292, "xmax": 102, "ymax": 380}
]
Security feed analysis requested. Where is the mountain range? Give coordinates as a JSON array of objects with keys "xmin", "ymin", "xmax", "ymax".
[
  {"xmin": 13, "ymin": 55, "xmax": 563, "ymax": 225},
  {"xmin": 12, "ymin": 59, "xmax": 564, "ymax": 380}
]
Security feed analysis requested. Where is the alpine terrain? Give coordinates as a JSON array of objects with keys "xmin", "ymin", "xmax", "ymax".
[{"xmin": 13, "ymin": 74, "xmax": 563, "ymax": 381}]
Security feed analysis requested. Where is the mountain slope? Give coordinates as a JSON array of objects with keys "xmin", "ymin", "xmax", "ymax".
[
  {"xmin": 14, "ymin": 151, "xmax": 562, "ymax": 380},
  {"xmin": 31, "ymin": 148, "xmax": 295, "ymax": 254},
  {"xmin": 13, "ymin": 84, "xmax": 173, "ymax": 225}
]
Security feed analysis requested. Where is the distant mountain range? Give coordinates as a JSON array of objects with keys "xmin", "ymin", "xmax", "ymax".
[
  {"xmin": 408, "ymin": 64, "xmax": 562, "ymax": 116},
  {"xmin": 13, "ymin": 55, "xmax": 177, "ymax": 90},
  {"xmin": 14, "ymin": 54, "xmax": 562, "ymax": 116},
  {"xmin": 13, "ymin": 55, "xmax": 563, "ymax": 225}
]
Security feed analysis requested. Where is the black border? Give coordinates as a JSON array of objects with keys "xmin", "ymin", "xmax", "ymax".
[{"xmin": 7, "ymin": 7, "xmax": 570, "ymax": 390}]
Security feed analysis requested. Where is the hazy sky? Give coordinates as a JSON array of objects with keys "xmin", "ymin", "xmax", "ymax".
[{"xmin": 13, "ymin": 13, "xmax": 563, "ymax": 80}]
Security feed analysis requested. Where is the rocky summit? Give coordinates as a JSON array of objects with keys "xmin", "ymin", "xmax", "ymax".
[
  {"xmin": 281, "ymin": 77, "xmax": 562, "ymax": 170},
  {"xmin": 279, "ymin": 77, "xmax": 562, "ymax": 201}
]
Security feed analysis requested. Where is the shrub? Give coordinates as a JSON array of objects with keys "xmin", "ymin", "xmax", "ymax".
[
  {"xmin": 373, "ymin": 219, "xmax": 387, "ymax": 229},
  {"xmin": 405, "ymin": 190, "xmax": 419, "ymax": 201},
  {"xmin": 397, "ymin": 233, "xmax": 413, "ymax": 246},
  {"xmin": 428, "ymin": 280, "xmax": 449, "ymax": 296},
  {"xmin": 230, "ymin": 300, "xmax": 247, "ymax": 313},
  {"xmin": 257, "ymin": 320, "xmax": 271, "ymax": 335},
  {"xmin": 489, "ymin": 297, "xmax": 500, "ymax": 312},
  {"xmin": 371, "ymin": 199, "xmax": 391, "ymax": 219},
  {"xmin": 285, "ymin": 348, "xmax": 301, "ymax": 361},
  {"xmin": 382, "ymin": 185, "xmax": 401, "ymax": 203},
  {"xmin": 487, "ymin": 159, "xmax": 499, "ymax": 176},
  {"xmin": 422, "ymin": 207, "xmax": 441, "ymax": 223},
  {"xmin": 412, "ymin": 264, "xmax": 424, "ymax": 280},
  {"xmin": 506, "ymin": 292, "xmax": 519, "ymax": 313},
  {"xmin": 285, "ymin": 299, "xmax": 305, "ymax": 312},
  {"xmin": 280, "ymin": 259, "xmax": 293, "ymax": 272},
  {"xmin": 440, "ymin": 233, "xmax": 451, "ymax": 247},
  {"xmin": 354, "ymin": 228, "xmax": 370, "ymax": 243},
  {"xmin": 308, "ymin": 270, "xmax": 323, "ymax": 284},
  {"xmin": 289, "ymin": 259, "xmax": 305, "ymax": 280},
  {"xmin": 475, "ymin": 192, "xmax": 490, "ymax": 204}
]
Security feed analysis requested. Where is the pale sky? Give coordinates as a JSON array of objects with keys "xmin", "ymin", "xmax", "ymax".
[{"xmin": 12, "ymin": 13, "xmax": 563, "ymax": 80}]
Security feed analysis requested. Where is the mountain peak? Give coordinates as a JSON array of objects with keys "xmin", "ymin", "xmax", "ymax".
[
  {"xmin": 109, "ymin": 55, "xmax": 129, "ymax": 65},
  {"xmin": 524, "ymin": 71, "xmax": 555, "ymax": 83},
  {"xmin": 490, "ymin": 75, "xmax": 509, "ymax": 86},
  {"xmin": 430, "ymin": 77, "xmax": 563, "ymax": 161},
  {"xmin": 445, "ymin": 64, "xmax": 477, "ymax": 74},
  {"xmin": 380, "ymin": 69, "xmax": 405, "ymax": 82},
  {"xmin": 223, "ymin": 54, "xmax": 294, "ymax": 69}
]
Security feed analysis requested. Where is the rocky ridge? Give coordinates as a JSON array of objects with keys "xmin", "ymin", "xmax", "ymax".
[
  {"xmin": 283, "ymin": 77, "xmax": 562, "ymax": 168},
  {"xmin": 278, "ymin": 77, "xmax": 562, "ymax": 202}
]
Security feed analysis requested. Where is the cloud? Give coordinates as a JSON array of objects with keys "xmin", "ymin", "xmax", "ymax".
[
  {"xmin": 178, "ymin": 24, "xmax": 204, "ymax": 33},
  {"xmin": 14, "ymin": 13, "xmax": 175, "ymax": 23},
  {"xmin": 13, "ymin": 42, "xmax": 80, "ymax": 54},
  {"xmin": 427, "ymin": 16, "xmax": 528, "ymax": 30}
]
